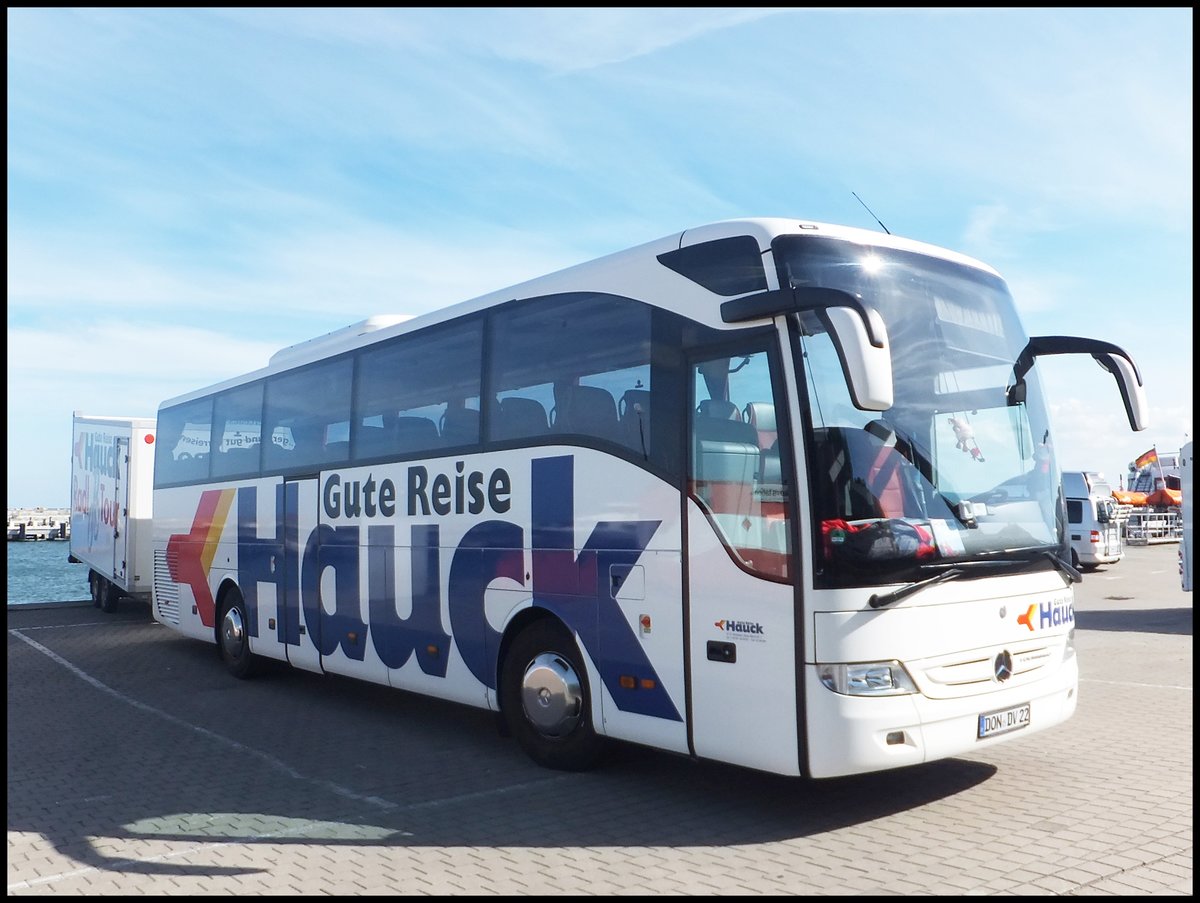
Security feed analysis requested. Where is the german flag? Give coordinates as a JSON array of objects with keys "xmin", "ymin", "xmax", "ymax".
[{"xmin": 1134, "ymin": 447, "xmax": 1158, "ymax": 470}]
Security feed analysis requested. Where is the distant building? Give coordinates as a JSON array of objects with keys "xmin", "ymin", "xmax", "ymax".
[{"xmin": 6, "ymin": 507, "xmax": 71, "ymax": 541}]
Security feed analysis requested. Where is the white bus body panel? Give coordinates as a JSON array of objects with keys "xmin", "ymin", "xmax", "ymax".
[
  {"xmin": 686, "ymin": 501, "xmax": 801, "ymax": 776},
  {"xmin": 70, "ymin": 413, "xmax": 156, "ymax": 596},
  {"xmin": 152, "ymin": 448, "xmax": 690, "ymax": 754}
]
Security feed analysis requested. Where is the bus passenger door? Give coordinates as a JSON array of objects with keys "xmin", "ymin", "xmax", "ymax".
[
  {"xmin": 685, "ymin": 349, "xmax": 803, "ymax": 775},
  {"xmin": 283, "ymin": 477, "xmax": 323, "ymax": 673}
]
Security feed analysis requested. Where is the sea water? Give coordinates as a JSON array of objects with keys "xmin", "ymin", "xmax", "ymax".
[{"xmin": 7, "ymin": 541, "xmax": 91, "ymax": 605}]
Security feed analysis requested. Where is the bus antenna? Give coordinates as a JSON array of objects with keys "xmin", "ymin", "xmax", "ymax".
[{"xmin": 852, "ymin": 192, "xmax": 891, "ymax": 235}]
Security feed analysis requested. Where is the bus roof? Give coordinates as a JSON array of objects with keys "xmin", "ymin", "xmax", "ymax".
[{"xmin": 158, "ymin": 217, "xmax": 1001, "ymax": 411}]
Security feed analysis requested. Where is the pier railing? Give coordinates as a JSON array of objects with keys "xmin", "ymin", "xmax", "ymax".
[{"xmin": 1124, "ymin": 510, "xmax": 1182, "ymax": 545}]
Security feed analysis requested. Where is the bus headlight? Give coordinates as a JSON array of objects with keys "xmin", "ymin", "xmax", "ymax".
[{"xmin": 818, "ymin": 661, "xmax": 917, "ymax": 696}]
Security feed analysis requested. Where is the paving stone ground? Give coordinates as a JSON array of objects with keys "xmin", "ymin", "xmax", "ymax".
[{"xmin": 7, "ymin": 543, "xmax": 1191, "ymax": 895}]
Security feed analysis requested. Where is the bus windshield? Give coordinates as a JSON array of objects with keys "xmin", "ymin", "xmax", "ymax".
[{"xmin": 773, "ymin": 235, "xmax": 1062, "ymax": 586}]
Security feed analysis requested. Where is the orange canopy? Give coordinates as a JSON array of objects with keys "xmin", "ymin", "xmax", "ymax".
[
  {"xmin": 1111, "ymin": 490, "xmax": 1148, "ymax": 506},
  {"xmin": 1145, "ymin": 488, "xmax": 1182, "ymax": 508}
]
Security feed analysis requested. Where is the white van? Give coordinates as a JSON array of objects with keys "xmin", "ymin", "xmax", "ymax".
[{"xmin": 1062, "ymin": 470, "xmax": 1123, "ymax": 569}]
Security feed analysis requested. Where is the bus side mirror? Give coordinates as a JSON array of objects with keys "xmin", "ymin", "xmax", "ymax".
[
  {"xmin": 822, "ymin": 305, "xmax": 894, "ymax": 411},
  {"xmin": 1011, "ymin": 336, "xmax": 1149, "ymax": 432},
  {"xmin": 1099, "ymin": 351, "xmax": 1149, "ymax": 432},
  {"xmin": 720, "ymin": 286, "xmax": 894, "ymax": 412}
]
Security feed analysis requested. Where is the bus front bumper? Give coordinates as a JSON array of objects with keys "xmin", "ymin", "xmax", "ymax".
[{"xmin": 803, "ymin": 657, "xmax": 1079, "ymax": 779}]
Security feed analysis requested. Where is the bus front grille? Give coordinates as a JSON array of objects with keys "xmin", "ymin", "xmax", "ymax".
[{"xmin": 916, "ymin": 643, "xmax": 1057, "ymax": 698}]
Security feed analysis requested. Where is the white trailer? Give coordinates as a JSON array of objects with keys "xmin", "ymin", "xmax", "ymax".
[{"xmin": 68, "ymin": 413, "xmax": 156, "ymax": 612}]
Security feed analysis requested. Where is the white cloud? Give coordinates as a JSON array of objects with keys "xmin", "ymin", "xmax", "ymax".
[
  {"xmin": 5, "ymin": 7, "xmax": 1191, "ymax": 509},
  {"xmin": 216, "ymin": 8, "xmax": 790, "ymax": 74},
  {"xmin": 8, "ymin": 322, "xmax": 281, "ymax": 389},
  {"xmin": 7, "ymin": 218, "xmax": 585, "ymax": 321}
]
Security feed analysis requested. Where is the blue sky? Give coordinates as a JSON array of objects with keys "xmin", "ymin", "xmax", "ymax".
[{"xmin": 7, "ymin": 8, "xmax": 1193, "ymax": 507}]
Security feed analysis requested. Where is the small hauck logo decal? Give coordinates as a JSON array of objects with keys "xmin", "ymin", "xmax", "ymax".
[{"xmin": 714, "ymin": 619, "xmax": 766, "ymax": 642}]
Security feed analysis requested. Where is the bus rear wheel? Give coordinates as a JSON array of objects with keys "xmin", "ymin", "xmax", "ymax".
[
  {"xmin": 218, "ymin": 589, "xmax": 258, "ymax": 680},
  {"xmin": 501, "ymin": 619, "xmax": 607, "ymax": 772}
]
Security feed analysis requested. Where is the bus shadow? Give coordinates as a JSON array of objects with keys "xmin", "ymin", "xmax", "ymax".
[
  {"xmin": 1075, "ymin": 607, "xmax": 1193, "ymax": 636},
  {"xmin": 15, "ymin": 753, "xmax": 998, "ymax": 878},
  {"xmin": 9, "ymin": 620, "xmax": 998, "ymax": 881}
]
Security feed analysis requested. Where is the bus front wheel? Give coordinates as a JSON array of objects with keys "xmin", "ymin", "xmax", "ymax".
[
  {"xmin": 501, "ymin": 620, "xmax": 608, "ymax": 772},
  {"xmin": 218, "ymin": 589, "xmax": 258, "ymax": 680}
]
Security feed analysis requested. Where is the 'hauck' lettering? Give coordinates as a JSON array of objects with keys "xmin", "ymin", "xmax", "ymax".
[{"xmin": 171, "ymin": 455, "xmax": 682, "ymax": 724}]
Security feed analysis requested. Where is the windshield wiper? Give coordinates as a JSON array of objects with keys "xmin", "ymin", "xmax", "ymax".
[
  {"xmin": 868, "ymin": 568, "xmax": 964, "ymax": 609},
  {"xmin": 958, "ymin": 548, "xmax": 1082, "ymax": 584},
  {"xmin": 1041, "ymin": 550, "xmax": 1082, "ymax": 584}
]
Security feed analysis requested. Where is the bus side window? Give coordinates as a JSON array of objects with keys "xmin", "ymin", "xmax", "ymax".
[
  {"xmin": 689, "ymin": 351, "xmax": 792, "ymax": 580},
  {"xmin": 209, "ymin": 382, "xmax": 265, "ymax": 480},
  {"xmin": 440, "ymin": 404, "xmax": 480, "ymax": 447},
  {"xmin": 488, "ymin": 293, "xmax": 654, "ymax": 460},
  {"xmin": 619, "ymin": 388, "xmax": 652, "ymax": 454},
  {"xmin": 353, "ymin": 320, "xmax": 484, "ymax": 461},
  {"xmin": 744, "ymin": 402, "xmax": 776, "ymax": 450},
  {"xmin": 552, "ymin": 384, "xmax": 619, "ymax": 444},
  {"xmin": 493, "ymin": 396, "xmax": 550, "ymax": 440},
  {"xmin": 393, "ymin": 416, "xmax": 440, "ymax": 451},
  {"xmin": 154, "ymin": 399, "xmax": 214, "ymax": 485},
  {"xmin": 693, "ymin": 403, "xmax": 759, "ymax": 508},
  {"xmin": 291, "ymin": 421, "xmax": 325, "ymax": 463},
  {"xmin": 264, "ymin": 357, "xmax": 352, "ymax": 471}
]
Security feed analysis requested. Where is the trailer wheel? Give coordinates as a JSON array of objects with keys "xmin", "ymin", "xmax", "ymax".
[
  {"xmin": 218, "ymin": 588, "xmax": 258, "ymax": 679},
  {"xmin": 500, "ymin": 619, "xmax": 608, "ymax": 771},
  {"xmin": 91, "ymin": 573, "xmax": 119, "ymax": 612},
  {"xmin": 100, "ymin": 582, "xmax": 120, "ymax": 613}
]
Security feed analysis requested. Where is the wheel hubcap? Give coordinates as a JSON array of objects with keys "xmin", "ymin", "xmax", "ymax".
[
  {"xmin": 221, "ymin": 606, "xmax": 246, "ymax": 659},
  {"xmin": 520, "ymin": 652, "xmax": 582, "ymax": 737}
]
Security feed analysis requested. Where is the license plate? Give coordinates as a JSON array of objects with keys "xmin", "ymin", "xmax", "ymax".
[{"xmin": 977, "ymin": 702, "xmax": 1030, "ymax": 739}]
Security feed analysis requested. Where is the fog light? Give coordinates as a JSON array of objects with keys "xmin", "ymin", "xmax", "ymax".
[{"xmin": 886, "ymin": 731, "xmax": 906, "ymax": 745}]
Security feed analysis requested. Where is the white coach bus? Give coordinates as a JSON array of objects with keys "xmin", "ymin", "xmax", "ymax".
[{"xmin": 151, "ymin": 218, "xmax": 1148, "ymax": 778}]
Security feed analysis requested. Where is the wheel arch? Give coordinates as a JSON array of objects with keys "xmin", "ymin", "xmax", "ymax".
[{"xmin": 213, "ymin": 577, "xmax": 244, "ymax": 646}]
